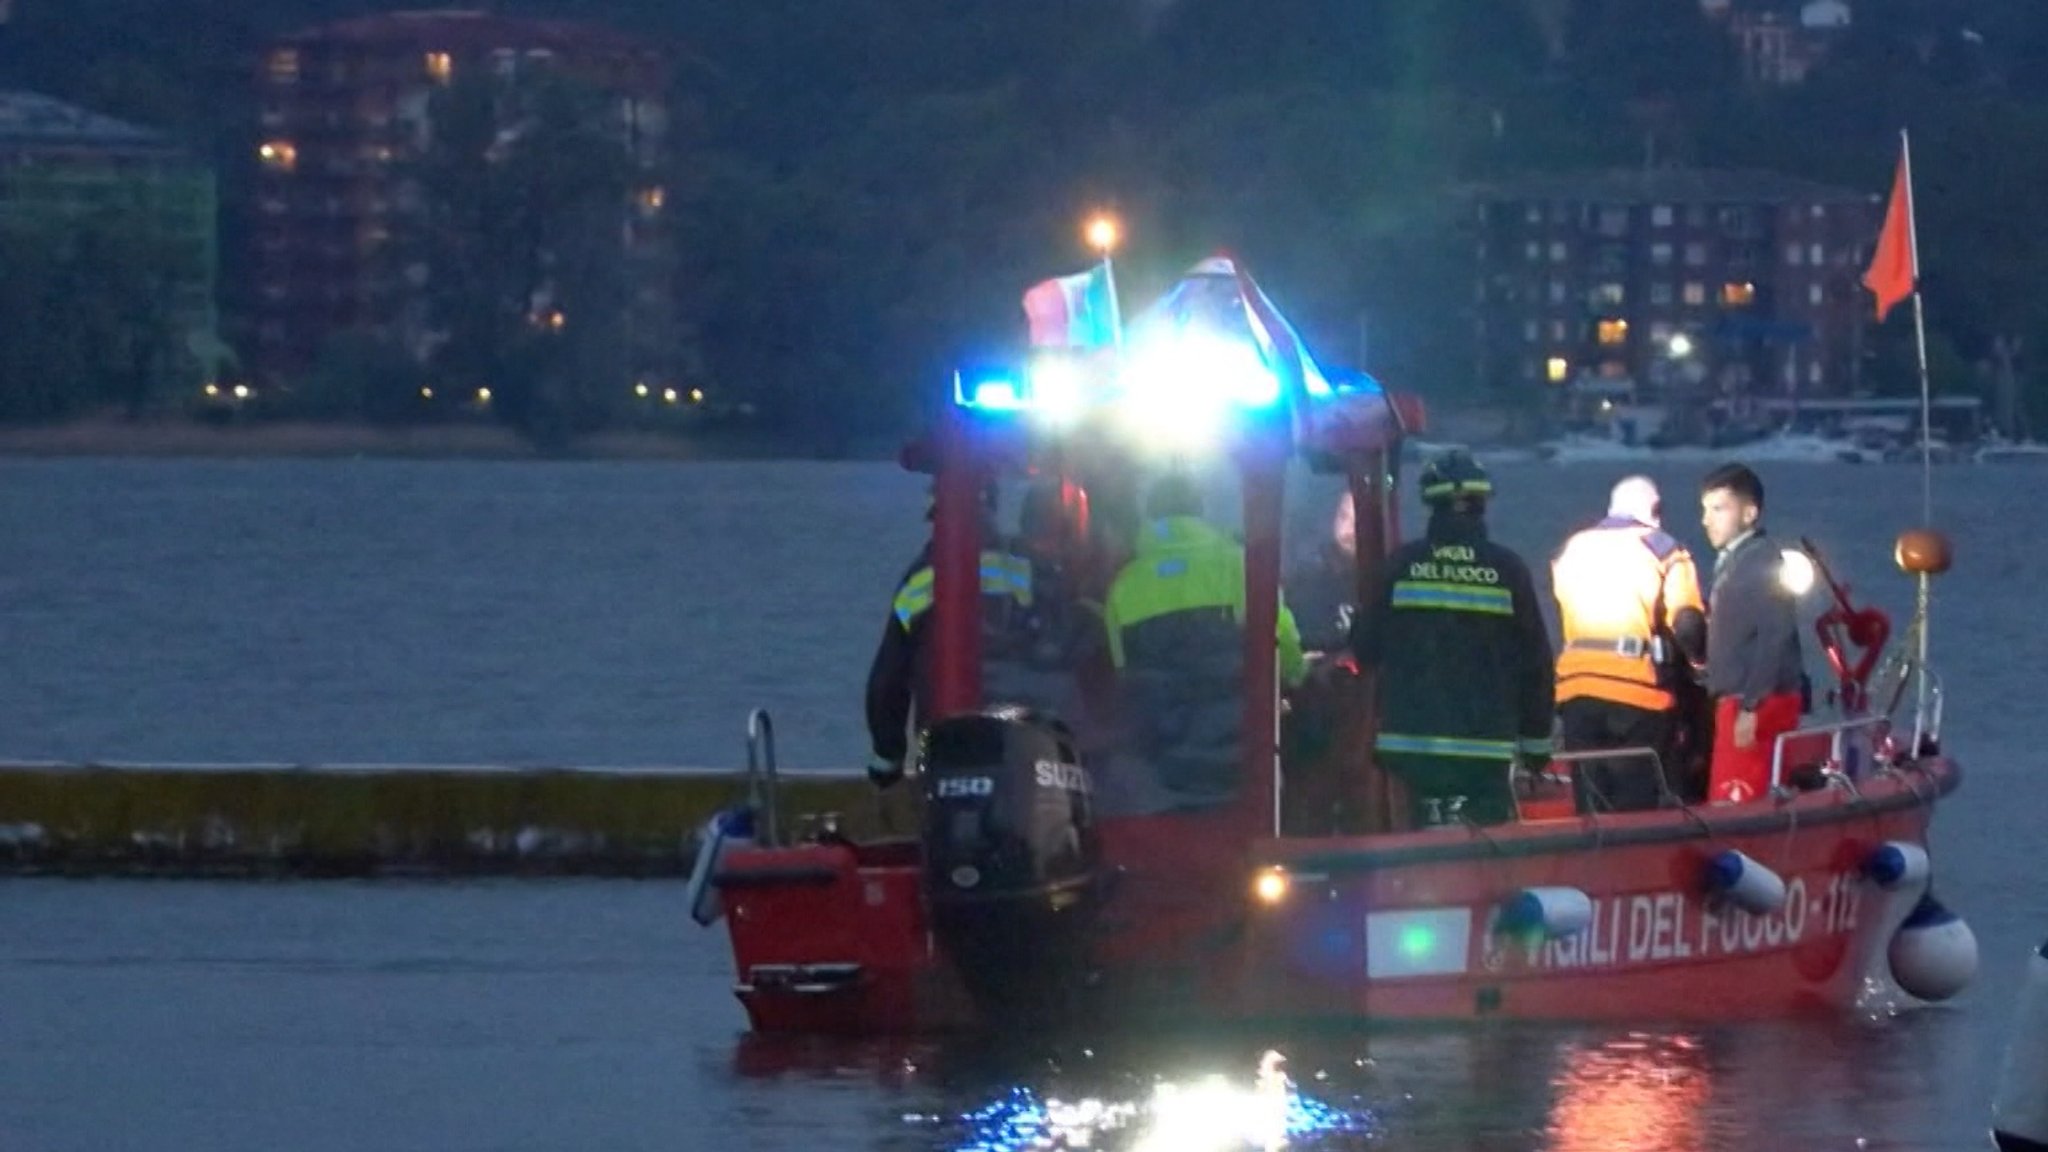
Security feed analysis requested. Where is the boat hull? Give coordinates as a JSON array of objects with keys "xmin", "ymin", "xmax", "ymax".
[{"xmin": 710, "ymin": 759, "xmax": 1957, "ymax": 1034}]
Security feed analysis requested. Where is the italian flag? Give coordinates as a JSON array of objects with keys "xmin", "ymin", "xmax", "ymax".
[{"xmin": 1022, "ymin": 263, "xmax": 1118, "ymax": 348}]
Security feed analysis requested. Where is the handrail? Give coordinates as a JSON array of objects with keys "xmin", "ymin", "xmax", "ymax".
[
  {"xmin": 746, "ymin": 708, "xmax": 780, "ymax": 847},
  {"xmin": 1767, "ymin": 713, "xmax": 1887, "ymax": 791},
  {"xmin": 1913, "ymin": 666, "xmax": 1945, "ymax": 753}
]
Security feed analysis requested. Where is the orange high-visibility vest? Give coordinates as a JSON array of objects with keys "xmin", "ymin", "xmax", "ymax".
[{"xmin": 1551, "ymin": 517, "xmax": 1705, "ymax": 711}]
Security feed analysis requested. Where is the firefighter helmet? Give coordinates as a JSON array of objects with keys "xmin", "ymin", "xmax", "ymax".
[{"xmin": 1418, "ymin": 450, "xmax": 1493, "ymax": 506}]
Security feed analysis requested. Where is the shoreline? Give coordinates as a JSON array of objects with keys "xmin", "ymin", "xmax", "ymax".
[{"xmin": 0, "ymin": 418, "xmax": 895, "ymax": 462}]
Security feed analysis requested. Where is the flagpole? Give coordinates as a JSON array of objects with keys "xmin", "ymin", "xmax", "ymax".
[
  {"xmin": 1085, "ymin": 214, "xmax": 1124, "ymax": 347},
  {"xmin": 1102, "ymin": 253, "xmax": 1123, "ymax": 347},
  {"xmin": 1903, "ymin": 127, "xmax": 1932, "ymax": 527},
  {"xmin": 1898, "ymin": 126, "xmax": 1937, "ymax": 751}
]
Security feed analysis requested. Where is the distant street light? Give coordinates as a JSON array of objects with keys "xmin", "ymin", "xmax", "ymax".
[
  {"xmin": 1085, "ymin": 214, "xmax": 1120, "ymax": 256},
  {"xmin": 1668, "ymin": 333, "xmax": 1695, "ymax": 359}
]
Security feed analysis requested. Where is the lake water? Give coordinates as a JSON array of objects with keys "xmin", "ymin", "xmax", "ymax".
[{"xmin": 0, "ymin": 456, "xmax": 2039, "ymax": 1151}]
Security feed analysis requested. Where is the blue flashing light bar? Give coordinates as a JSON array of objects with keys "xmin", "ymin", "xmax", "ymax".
[{"xmin": 953, "ymin": 367, "xmax": 1027, "ymax": 411}]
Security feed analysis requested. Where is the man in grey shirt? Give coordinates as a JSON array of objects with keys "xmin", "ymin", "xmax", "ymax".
[{"xmin": 1699, "ymin": 463, "xmax": 1806, "ymax": 803}]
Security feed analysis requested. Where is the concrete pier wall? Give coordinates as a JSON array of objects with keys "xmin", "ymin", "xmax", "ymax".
[{"xmin": 0, "ymin": 762, "xmax": 888, "ymax": 877}]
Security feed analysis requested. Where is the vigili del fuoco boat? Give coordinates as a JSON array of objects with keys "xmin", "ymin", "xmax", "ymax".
[{"xmin": 688, "ymin": 255, "xmax": 1974, "ymax": 1034}]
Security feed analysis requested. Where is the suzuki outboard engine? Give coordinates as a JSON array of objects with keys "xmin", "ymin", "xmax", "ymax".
[{"xmin": 920, "ymin": 707, "xmax": 1103, "ymax": 1014}]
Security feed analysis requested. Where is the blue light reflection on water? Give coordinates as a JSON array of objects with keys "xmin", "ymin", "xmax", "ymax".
[{"xmin": 934, "ymin": 1058, "xmax": 1379, "ymax": 1152}]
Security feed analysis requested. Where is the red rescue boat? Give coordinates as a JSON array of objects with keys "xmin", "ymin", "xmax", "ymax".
[{"xmin": 692, "ymin": 257, "xmax": 1973, "ymax": 1034}]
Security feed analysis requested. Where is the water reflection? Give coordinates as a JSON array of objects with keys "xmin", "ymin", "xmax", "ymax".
[
  {"xmin": 933, "ymin": 1051, "xmax": 1376, "ymax": 1152},
  {"xmin": 1545, "ymin": 1033, "xmax": 1708, "ymax": 1152},
  {"xmin": 727, "ymin": 1012, "xmax": 1969, "ymax": 1151}
]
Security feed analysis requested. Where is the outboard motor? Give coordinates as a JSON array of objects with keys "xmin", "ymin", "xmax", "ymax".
[{"xmin": 920, "ymin": 707, "xmax": 1103, "ymax": 1013}]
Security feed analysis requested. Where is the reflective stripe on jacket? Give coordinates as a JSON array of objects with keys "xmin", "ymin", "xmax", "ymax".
[
  {"xmin": 892, "ymin": 550, "xmax": 1032, "ymax": 628},
  {"xmin": 1352, "ymin": 511, "xmax": 1555, "ymax": 761}
]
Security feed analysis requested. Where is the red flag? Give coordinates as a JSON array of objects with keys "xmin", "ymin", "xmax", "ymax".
[{"xmin": 1863, "ymin": 139, "xmax": 1917, "ymax": 322}]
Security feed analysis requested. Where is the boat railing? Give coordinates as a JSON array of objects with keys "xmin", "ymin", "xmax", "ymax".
[
  {"xmin": 1519, "ymin": 746, "xmax": 1670, "ymax": 818},
  {"xmin": 746, "ymin": 708, "xmax": 780, "ymax": 847},
  {"xmin": 1911, "ymin": 664, "xmax": 1945, "ymax": 753},
  {"xmin": 1767, "ymin": 713, "xmax": 1889, "ymax": 791}
]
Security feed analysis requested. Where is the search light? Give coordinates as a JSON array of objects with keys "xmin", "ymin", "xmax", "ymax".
[
  {"xmin": 1025, "ymin": 354, "xmax": 1086, "ymax": 426},
  {"xmin": 1779, "ymin": 548, "xmax": 1817, "ymax": 596}
]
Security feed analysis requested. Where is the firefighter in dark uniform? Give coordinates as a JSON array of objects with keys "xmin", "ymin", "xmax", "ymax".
[{"xmin": 1348, "ymin": 450, "xmax": 1556, "ymax": 828}]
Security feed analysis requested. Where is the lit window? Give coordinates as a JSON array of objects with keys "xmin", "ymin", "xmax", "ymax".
[
  {"xmin": 1786, "ymin": 244, "xmax": 1804, "ymax": 266},
  {"xmin": 1809, "ymin": 242, "xmax": 1824, "ymax": 264},
  {"xmin": 1721, "ymin": 282, "xmax": 1756, "ymax": 307},
  {"xmin": 1549, "ymin": 241, "xmax": 1567, "ymax": 262},
  {"xmin": 1546, "ymin": 357, "xmax": 1570, "ymax": 383},
  {"xmin": 1597, "ymin": 319, "xmax": 1629, "ymax": 346},
  {"xmin": 1683, "ymin": 282, "xmax": 1706, "ymax": 306},
  {"xmin": 1523, "ymin": 320, "xmax": 1540, "ymax": 342},
  {"xmin": 1525, "ymin": 204, "xmax": 1542, "ymax": 224},
  {"xmin": 637, "ymin": 186, "xmax": 665, "ymax": 213},
  {"xmin": 1650, "ymin": 243, "xmax": 1673, "ymax": 266},
  {"xmin": 1547, "ymin": 280, "xmax": 1567, "ymax": 304},
  {"xmin": 1524, "ymin": 241, "xmax": 1540, "ymax": 262},
  {"xmin": 1593, "ymin": 282, "xmax": 1625, "ymax": 306},
  {"xmin": 268, "ymin": 50, "xmax": 301, "ymax": 84},
  {"xmin": 258, "ymin": 140, "xmax": 298, "ymax": 172},
  {"xmin": 1651, "ymin": 205, "xmax": 1673, "ymax": 228},
  {"xmin": 1809, "ymin": 283, "xmax": 1824, "ymax": 305},
  {"xmin": 424, "ymin": 52, "xmax": 453, "ymax": 83}
]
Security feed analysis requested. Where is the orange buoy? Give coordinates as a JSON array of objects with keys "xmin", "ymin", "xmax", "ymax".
[{"xmin": 1896, "ymin": 528, "xmax": 1954, "ymax": 575}]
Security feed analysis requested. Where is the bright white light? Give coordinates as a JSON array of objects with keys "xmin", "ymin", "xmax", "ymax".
[
  {"xmin": 1253, "ymin": 868, "xmax": 1289, "ymax": 905},
  {"xmin": 1668, "ymin": 333, "xmax": 1695, "ymax": 358},
  {"xmin": 1027, "ymin": 356, "xmax": 1086, "ymax": 425},
  {"xmin": 972, "ymin": 379, "xmax": 1025, "ymax": 410},
  {"xmin": 1114, "ymin": 328, "xmax": 1278, "ymax": 452},
  {"xmin": 1779, "ymin": 548, "xmax": 1817, "ymax": 596},
  {"xmin": 1130, "ymin": 1071, "xmax": 1290, "ymax": 1152}
]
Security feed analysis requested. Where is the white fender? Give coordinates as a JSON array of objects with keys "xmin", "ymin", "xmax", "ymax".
[
  {"xmin": 1702, "ymin": 849, "xmax": 1786, "ymax": 915},
  {"xmin": 1862, "ymin": 840, "xmax": 1931, "ymax": 891},
  {"xmin": 686, "ymin": 807, "xmax": 754, "ymax": 927},
  {"xmin": 1497, "ymin": 886, "xmax": 1592, "ymax": 938},
  {"xmin": 1993, "ymin": 939, "xmax": 2048, "ymax": 1151},
  {"xmin": 1888, "ymin": 892, "xmax": 1978, "ymax": 1003}
]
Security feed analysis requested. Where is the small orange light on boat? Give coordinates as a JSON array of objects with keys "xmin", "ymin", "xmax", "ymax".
[
  {"xmin": 1896, "ymin": 528, "xmax": 1953, "ymax": 576},
  {"xmin": 1253, "ymin": 868, "xmax": 1289, "ymax": 905}
]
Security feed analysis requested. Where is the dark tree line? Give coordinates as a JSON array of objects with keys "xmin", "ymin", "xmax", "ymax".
[{"xmin": 3, "ymin": 0, "xmax": 2047, "ymax": 446}]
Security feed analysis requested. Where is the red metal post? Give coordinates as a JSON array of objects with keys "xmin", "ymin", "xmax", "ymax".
[
  {"xmin": 1349, "ymin": 450, "xmax": 1400, "ymax": 834},
  {"xmin": 928, "ymin": 416, "xmax": 984, "ymax": 720},
  {"xmin": 1239, "ymin": 458, "xmax": 1285, "ymax": 839}
]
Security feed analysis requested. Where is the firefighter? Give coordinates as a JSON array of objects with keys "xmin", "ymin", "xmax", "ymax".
[
  {"xmin": 1099, "ymin": 470, "xmax": 1306, "ymax": 806},
  {"xmin": 1551, "ymin": 475, "xmax": 1708, "ymax": 812},
  {"xmin": 863, "ymin": 482, "xmax": 1034, "ymax": 787},
  {"xmin": 1349, "ymin": 450, "xmax": 1554, "ymax": 829}
]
